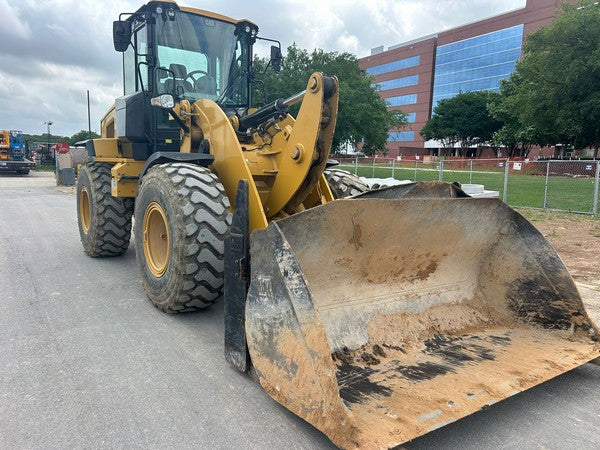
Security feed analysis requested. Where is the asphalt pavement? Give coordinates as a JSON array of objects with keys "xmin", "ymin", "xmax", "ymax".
[{"xmin": 1, "ymin": 171, "xmax": 599, "ymax": 449}]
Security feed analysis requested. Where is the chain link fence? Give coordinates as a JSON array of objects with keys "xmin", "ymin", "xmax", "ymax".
[
  {"xmin": 336, "ymin": 156, "xmax": 600, "ymax": 215},
  {"xmin": 440, "ymin": 159, "xmax": 508, "ymax": 201},
  {"xmin": 509, "ymin": 159, "xmax": 600, "ymax": 215}
]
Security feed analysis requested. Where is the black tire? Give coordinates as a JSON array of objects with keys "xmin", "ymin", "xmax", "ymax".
[
  {"xmin": 134, "ymin": 163, "xmax": 232, "ymax": 313},
  {"xmin": 324, "ymin": 168, "xmax": 369, "ymax": 198},
  {"xmin": 16, "ymin": 170, "xmax": 29, "ymax": 175},
  {"xmin": 77, "ymin": 162, "xmax": 134, "ymax": 257}
]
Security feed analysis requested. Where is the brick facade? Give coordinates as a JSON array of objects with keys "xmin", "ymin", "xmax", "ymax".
[{"xmin": 359, "ymin": 0, "xmax": 563, "ymax": 158}]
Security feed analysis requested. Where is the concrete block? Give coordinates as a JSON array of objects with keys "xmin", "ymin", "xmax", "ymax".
[
  {"xmin": 58, "ymin": 168, "xmax": 75, "ymax": 186},
  {"xmin": 57, "ymin": 153, "xmax": 73, "ymax": 170},
  {"xmin": 461, "ymin": 184, "xmax": 499, "ymax": 198}
]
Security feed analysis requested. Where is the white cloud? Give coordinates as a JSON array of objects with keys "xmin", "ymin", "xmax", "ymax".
[
  {"xmin": 0, "ymin": 61, "xmax": 121, "ymax": 135},
  {"xmin": 0, "ymin": 0, "xmax": 32, "ymax": 39},
  {"xmin": 0, "ymin": 0, "xmax": 525, "ymax": 136}
]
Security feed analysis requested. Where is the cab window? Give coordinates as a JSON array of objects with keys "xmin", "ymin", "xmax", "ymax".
[{"xmin": 123, "ymin": 23, "xmax": 148, "ymax": 94}]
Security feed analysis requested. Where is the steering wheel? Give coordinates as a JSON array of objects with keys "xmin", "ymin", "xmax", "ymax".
[{"xmin": 185, "ymin": 70, "xmax": 209, "ymax": 85}]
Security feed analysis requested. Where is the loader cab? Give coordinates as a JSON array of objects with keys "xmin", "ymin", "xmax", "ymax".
[{"xmin": 113, "ymin": 1, "xmax": 257, "ymax": 159}]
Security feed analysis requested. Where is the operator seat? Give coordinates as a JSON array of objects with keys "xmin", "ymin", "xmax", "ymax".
[
  {"xmin": 164, "ymin": 63, "xmax": 193, "ymax": 96},
  {"xmin": 194, "ymin": 75, "xmax": 217, "ymax": 96}
]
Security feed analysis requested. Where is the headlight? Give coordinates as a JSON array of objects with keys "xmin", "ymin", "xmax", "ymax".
[
  {"xmin": 155, "ymin": 6, "xmax": 163, "ymax": 14},
  {"xmin": 167, "ymin": 8, "xmax": 176, "ymax": 18},
  {"xmin": 150, "ymin": 94, "xmax": 175, "ymax": 109},
  {"xmin": 245, "ymin": 25, "xmax": 251, "ymax": 33}
]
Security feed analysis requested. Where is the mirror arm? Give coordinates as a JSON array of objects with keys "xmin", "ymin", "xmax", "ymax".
[
  {"xmin": 255, "ymin": 37, "xmax": 283, "ymax": 74},
  {"xmin": 261, "ymin": 59, "xmax": 273, "ymax": 75},
  {"xmin": 255, "ymin": 36, "xmax": 282, "ymax": 48},
  {"xmin": 118, "ymin": 12, "xmax": 137, "ymax": 20}
]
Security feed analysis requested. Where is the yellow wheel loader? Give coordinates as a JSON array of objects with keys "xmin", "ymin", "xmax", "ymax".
[{"xmin": 76, "ymin": 1, "xmax": 600, "ymax": 447}]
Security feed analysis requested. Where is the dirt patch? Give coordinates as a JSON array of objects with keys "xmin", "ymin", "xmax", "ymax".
[
  {"xmin": 526, "ymin": 212, "xmax": 600, "ymax": 282},
  {"xmin": 55, "ymin": 185, "xmax": 76, "ymax": 195},
  {"xmin": 333, "ymin": 324, "xmax": 599, "ymax": 448}
]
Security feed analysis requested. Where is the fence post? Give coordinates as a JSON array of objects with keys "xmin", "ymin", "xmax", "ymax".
[
  {"xmin": 438, "ymin": 160, "xmax": 444, "ymax": 181},
  {"xmin": 543, "ymin": 161, "xmax": 550, "ymax": 209},
  {"xmin": 354, "ymin": 157, "xmax": 358, "ymax": 175},
  {"xmin": 593, "ymin": 160, "xmax": 600, "ymax": 216},
  {"xmin": 470, "ymin": 159, "xmax": 473, "ymax": 184},
  {"xmin": 503, "ymin": 159, "xmax": 509, "ymax": 203},
  {"xmin": 392, "ymin": 158, "xmax": 396, "ymax": 179},
  {"xmin": 414, "ymin": 160, "xmax": 418, "ymax": 181},
  {"xmin": 372, "ymin": 157, "xmax": 375, "ymax": 178}
]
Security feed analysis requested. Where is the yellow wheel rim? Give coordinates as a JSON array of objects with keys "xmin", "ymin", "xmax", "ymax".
[
  {"xmin": 143, "ymin": 202, "xmax": 170, "ymax": 277},
  {"xmin": 79, "ymin": 186, "xmax": 91, "ymax": 234}
]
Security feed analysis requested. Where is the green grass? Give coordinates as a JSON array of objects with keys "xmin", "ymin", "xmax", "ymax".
[
  {"xmin": 339, "ymin": 164, "xmax": 598, "ymax": 214},
  {"xmin": 35, "ymin": 164, "xmax": 56, "ymax": 172},
  {"xmin": 515, "ymin": 207, "xmax": 599, "ymax": 224}
]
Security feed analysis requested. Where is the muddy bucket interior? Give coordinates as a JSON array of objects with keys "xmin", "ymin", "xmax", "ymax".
[{"xmin": 245, "ymin": 198, "xmax": 600, "ymax": 449}]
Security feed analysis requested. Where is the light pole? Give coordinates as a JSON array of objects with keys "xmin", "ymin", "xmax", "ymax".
[
  {"xmin": 44, "ymin": 121, "xmax": 54, "ymax": 174},
  {"xmin": 44, "ymin": 121, "xmax": 53, "ymax": 160},
  {"xmin": 87, "ymin": 90, "xmax": 92, "ymax": 139}
]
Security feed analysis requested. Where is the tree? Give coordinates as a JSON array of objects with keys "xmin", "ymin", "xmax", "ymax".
[
  {"xmin": 23, "ymin": 132, "xmax": 69, "ymax": 143},
  {"xmin": 253, "ymin": 45, "xmax": 407, "ymax": 155},
  {"xmin": 501, "ymin": 0, "xmax": 600, "ymax": 156},
  {"xmin": 491, "ymin": 122, "xmax": 535, "ymax": 158},
  {"xmin": 69, "ymin": 130, "xmax": 100, "ymax": 145},
  {"xmin": 488, "ymin": 78, "xmax": 535, "ymax": 158},
  {"xmin": 420, "ymin": 114, "xmax": 459, "ymax": 150},
  {"xmin": 420, "ymin": 91, "xmax": 502, "ymax": 156}
]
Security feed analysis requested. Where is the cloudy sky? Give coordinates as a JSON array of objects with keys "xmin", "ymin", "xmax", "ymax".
[{"xmin": 0, "ymin": 0, "xmax": 524, "ymax": 136}]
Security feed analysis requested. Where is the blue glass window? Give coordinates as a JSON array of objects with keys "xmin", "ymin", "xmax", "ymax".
[
  {"xmin": 432, "ymin": 24, "xmax": 523, "ymax": 109},
  {"xmin": 366, "ymin": 55, "xmax": 420, "ymax": 76},
  {"xmin": 373, "ymin": 75, "xmax": 419, "ymax": 92},
  {"xmin": 406, "ymin": 112, "xmax": 416, "ymax": 123},
  {"xmin": 387, "ymin": 131, "xmax": 415, "ymax": 142},
  {"xmin": 387, "ymin": 94, "xmax": 417, "ymax": 106}
]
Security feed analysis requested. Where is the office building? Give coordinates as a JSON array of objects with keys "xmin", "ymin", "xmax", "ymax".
[{"xmin": 359, "ymin": 0, "xmax": 562, "ymax": 157}]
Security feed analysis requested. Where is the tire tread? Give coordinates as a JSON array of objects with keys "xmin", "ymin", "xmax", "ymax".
[
  {"xmin": 78, "ymin": 162, "xmax": 133, "ymax": 257},
  {"xmin": 136, "ymin": 163, "xmax": 231, "ymax": 312}
]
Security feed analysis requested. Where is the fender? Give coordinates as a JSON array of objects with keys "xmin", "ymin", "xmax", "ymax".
[{"xmin": 138, "ymin": 151, "xmax": 214, "ymax": 179}]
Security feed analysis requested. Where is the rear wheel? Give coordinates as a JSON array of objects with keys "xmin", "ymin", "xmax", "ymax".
[
  {"xmin": 134, "ymin": 163, "xmax": 231, "ymax": 313},
  {"xmin": 324, "ymin": 168, "xmax": 369, "ymax": 198},
  {"xmin": 77, "ymin": 162, "xmax": 134, "ymax": 257}
]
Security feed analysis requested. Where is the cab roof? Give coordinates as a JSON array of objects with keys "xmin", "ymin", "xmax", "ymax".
[{"xmin": 143, "ymin": 0, "xmax": 257, "ymax": 27}]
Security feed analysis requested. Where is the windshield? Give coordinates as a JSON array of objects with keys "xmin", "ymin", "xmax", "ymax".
[{"xmin": 154, "ymin": 11, "xmax": 249, "ymax": 106}]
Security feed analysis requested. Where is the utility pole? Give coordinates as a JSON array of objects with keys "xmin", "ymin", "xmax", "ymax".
[
  {"xmin": 44, "ymin": 120, "xmax": 54, "ymax": 171},
  {"xmin": 87, "ymin": 90, "xmax": 92, "ymax": 139}
]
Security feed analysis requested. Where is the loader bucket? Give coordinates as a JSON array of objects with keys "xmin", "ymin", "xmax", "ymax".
[{"xmin": 245, "ymin": 197, "xmax": 600, "ymax": 449}]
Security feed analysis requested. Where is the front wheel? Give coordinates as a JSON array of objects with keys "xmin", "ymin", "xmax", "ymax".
[{"xmin": 134, "ymin": 163, "xmax": 231, "ymax": 313}]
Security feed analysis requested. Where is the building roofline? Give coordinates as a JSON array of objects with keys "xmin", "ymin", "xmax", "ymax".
[
  {"xmin": 437, "ymin": 4, "xmax": 524, "ymax": 36},
  {"xmin": 366, "ymin": 4, "xmax": 525, "ymax": 57},
  {"xmin": 388, "ymin": 33, "xmax": 438, "ymax": 50}
]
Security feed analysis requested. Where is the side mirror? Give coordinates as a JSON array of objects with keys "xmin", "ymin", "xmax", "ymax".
[
  {"xmin": 270, "ymin": 45, "xmax": 282, "ymax": 73},
  {"xmin": 113, "ymin": 20, "xmax": 132, "ymax": 52}
]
